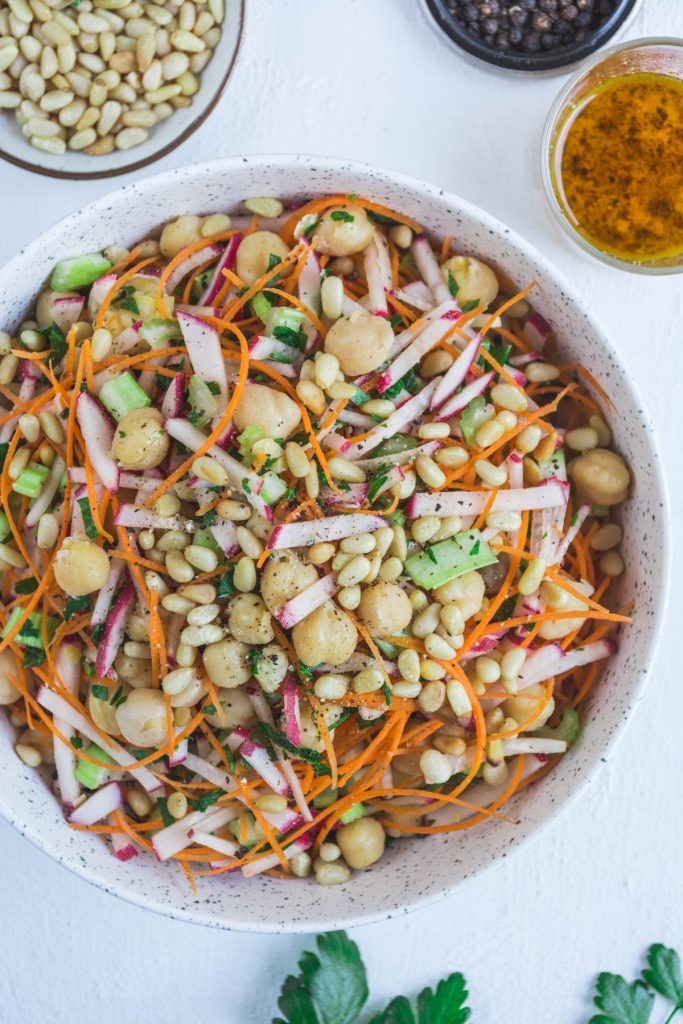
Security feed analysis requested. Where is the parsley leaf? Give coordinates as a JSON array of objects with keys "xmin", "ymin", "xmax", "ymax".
[
  {"xmin": 382, "ymin": 682, "xmax": 392, "ymax": 706},
  {"xmin": 188, "ymin": 789, "xmax": 224, "ymax": 812},
  {"xmin": 368, "ymin": 997, "xmax": 415, "ymax": 1024},
  {"xmin": 447, "ymin": 271, "xmax": 459, "ymax": 298},
  {"xmin": 256, "ymin": 722, "xmax": 326, "ymax": 773},
  {"xmin": 247, "ymin": 647, "xmax": 262, "ymax": 675},
  {"xmin": 64, "ymin": 594, "xmax": 90, "ymax": 620},
  {"xmin": 91, "ymin": 684, "xmax": 109, "ymax": 701},
  {"xmin": 77, "ymin": 496, "xmax": 99, "ymax": 540},
  {"xmin": 460, "ymin": 298, "xmax": 480, "ymax": 313},
  {"xmin": 70, "ymin": 736, "xmax": 83, "ymax": 749},
  {"xmin": 382, "ymin": 367, "xmax": 420, "ymax": 401},
  {"xmin": 216, "ymin": 569, "xmax": 236, "ymax": 600},
  {"xmin": 202, "ymin": 703, "xmax": 217, "ymax": 716},
  {"xmin": 303, "ymin": 219, "xmax": 321, "ymax": 240},
  {"xmin": 22, "ymin": 648, "xmax": 45, "ymax": 668},
  {"xmin": 330, "ymin": 211, "xmax": 354, "ymax": 223},
  {"xmin": 275, "ymin": 931, "xmax": 369, "ymax": 1024},
  {"xmin": 38, "ymin": 322, "xmax": 67, "ymax": 367},
  {"xmin": 113, "ymin": 285, "xmax": 139, "ymax": 315},
  {"xmin": 267, "ymin": 253, "xmax": 282, "ymax": 272},
  {"xmin": 158, "ymin": 798, "xmax": 174, "ymax": 827},
  {"xmin": 642, "ymin": 944, "xmax": 683, "ymax": 1008},
  {"xmin": 205, "ymin": 380, "xmax": 221, "ymax": 396},
  {"xmin": 298, "ymin": 662, "xmax": 314, "ymax": 680},
  {"xmin": 367, "ymin": 209, "xmax": 400, "ymax": 227},
  {"xmin": 490, "ymin": 596, "xmax": 516, "ymax": 623},
  {"xmin": 272, "ymin": 325, "xmax": 307, "ymax": 351},
  {"xmin": 388, "ymin": 313, "xmax": 403, "ymax": 329},
  {"xmin": 589, "ymin": 974, "xmax": 654, "ymax": 1024},
  {"xmin": 416, "ymin": 975, "xmax": 471, "ymax": 1024},
  {"xmin": 367, "ymin": 465, "xmax": 390, "ymax": 504},
  {"xmin": 425, "ymin": 545, "xmax": 438, "ymax": 564},
  {"xmin": 0, "ymin": 443, "xmax": 9, "ymax": 472},
  {"xmin": 14, "ymin": 577, "xmax": 38, "ymax": 595}
]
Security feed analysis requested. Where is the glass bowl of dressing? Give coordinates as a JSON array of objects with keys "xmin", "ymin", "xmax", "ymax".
[{"xmin": 541, "ymin": 38, "xmax": 683, "ymax": 273}]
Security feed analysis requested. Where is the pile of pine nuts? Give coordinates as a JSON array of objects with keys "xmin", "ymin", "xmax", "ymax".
[{"xmin": 0, "ymin": 0, "xmax": 225, "ymax": 157}]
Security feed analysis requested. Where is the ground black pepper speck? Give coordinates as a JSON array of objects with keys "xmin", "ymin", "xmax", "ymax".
[{"xmin": 445, "ymin": 0, "xmax": 621, "ymax": 53}]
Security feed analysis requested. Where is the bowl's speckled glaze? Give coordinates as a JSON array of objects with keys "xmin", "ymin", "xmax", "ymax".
[{"xmin": 0, "ymin": 156, "xmax": 669, "ymax": 933}]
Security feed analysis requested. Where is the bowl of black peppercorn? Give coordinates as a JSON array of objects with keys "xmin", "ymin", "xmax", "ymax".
[{"xmin": 423, "ymin": 0, "xmax": 642, "ymax": 72}]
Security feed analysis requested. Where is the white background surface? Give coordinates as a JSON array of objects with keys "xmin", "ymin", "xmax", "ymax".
[{"xmin": 1, "ymin": 2, "xmax": 681, "ymax": 1021}]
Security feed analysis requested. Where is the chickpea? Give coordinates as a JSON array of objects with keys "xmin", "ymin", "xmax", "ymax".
[
  {"xmin": 0, "ymin": 649, "xmax": 21, "ymax": 705},
  {"xmin": 88, "ymin": 687, "xmax": 122, "ymax": 737},
  {"xmin": 36, "ymin": 288, "xmax": 81, "ymax": 329},
  {"xmin": 202, "ymin": 638, "xmax": 251, "ymax": 689},
  {"xmin": 54, "ymin": 537, "xmax": 110, "ymax": 597},
  {"xmin": 203, "ymin": 685, "xmax": 256, "ymax": 730},
  {"xmin": 227, "ymin": 593, "xmax": 274, "ymax": 645},
  {"xmin": 159, "ymin": 214, "xmax": 203, "ymax": 258},
  {"xmin": 568, "ymin": 448, "xmax": 630, "ymax": 506},
  {"xmin": 260, "ymin": 550, "xmax": 318, "ymax": 614},
  {"xmin": 115, "ymin": 688, "xmax": 167, "ymax": 748},
  {"xmin": 336, "ymin": 816, "xmax": 386, "ymax": 869},
  {"xmin": 441, "ymin": 255, "xmax": 499, "ymax": 308},
  {"xmin": 502, "ymin": 683, "xmax": 555, "ymax": 732},
  {"xmin": 434, "ymin": 571, "xmax": 485, "ymax": 621},
  {"xmin": 253, "ymin": 642, "xmax": 288, "ymax": 693},
  {"xmin": 356, "ymin": 582, "xmax": 412, "ymax": 636},
  {"xmin": 316, "ymin": 204, "xmax": 375, "ymax": 257},
  {"xmin": 324, "ymin": 311, "xmax": 394, "ymax": 376},
  {"xmin": 292, "ymin": 601, "xmax": 357, "ymax": 666},
  {"xmin": 235, "ymin": 231, "xmax": 290, "ymax": 286},
  {"xmin": 538, "ymin": 579, "xmax": 593, "ymax": 640},
  {"xmin": 111, "ymin": 408, "xmax": 169, "ymax": 470},
  {"xmin": 233, "ymin": 382, "xmax": 302, "ymax": 440}
]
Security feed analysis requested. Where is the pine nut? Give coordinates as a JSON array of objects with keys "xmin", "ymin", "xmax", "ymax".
[
  {"xmin": 363, "ymin": 399, "xmax": 395, "ymax": 418},
  {"xmin": 115, "ymin": 125, "xmax": 147, "ymax": 147},
  {"xmin": 415, "ymin": 454, "xmax": 446, "ymax": 488},
  {"xmin": 296, "ymin": 379, "xmax": 326, "ymax": 416},
  {"xmin": 340, "ymin": 532, "xmax": 376, "ymax": 555},
  {"xmin": 165, "ymin": 549, "xmax": 194, "ymax": 583},
  {"xmin": 418, "ymin": 421, "xmax": 450, "ymax": 439},
  {"xmin": 175, "ymin": 642, "xmax": 197, "ymax": 667},
  {"xmin": 285, "ymin": 441, "xmax": 309, "ymax": 478},
  {"xmin": 420, "ymin": 749, "xmax": 451, "ymax": 785},
  {"xmin": 399, "ymin": 468, "xmax": 416, "ymax": 499},
  {"xmin": 15, "ymin": 743, "xmax": 41, "ymax": 767},
  {"xmin": 217, "ymin": 499, "xmax": 250, "ymax": 521},
  {"xmin": 390, "ymin": 526, "xmax": 408, "ymax": 560},
  {"xmin": 589, "ymin": 414, "xmax": 611, "ymax": 446},
  {"xmin": 501, "ymin": 647, "xmax": 526, "ymax": 680},
  {"xmin": 475, "ymin": 656, "xmax": 501, "ymax": 684},
  {"xmin": 233, "ymin": 556, "xmax": 256, "ymax": 592},
  {"xmin": 514, "ymin": 424, "xmax": 543, "ymax": 453},
  {"xmin": 486, "ymin": 510, "xmax": 521, "ymax": 531},
  {"xmin": 169, "ymin": 28, "xmax": 204, "ymax": 52},
  {"xmin": 378, "ymin": 556, "xmax": 403, "ymax": 582},
  {"xmin": 304, "ymin": 463, "xmax": 319, "ymax": 500},
  {"xmin": 397, "ymin": 648, "xmax": 420, "ymax": 683},
  {"xmin": 393, "ymin": 679, "xmax": 421, "ymax": 699},
  {"xmin": 337, "ymin": 555, "xmax": 371, "ymax": 587},
  {"xmin": 18, "ymin": 413, "xmax": 40, "ymax": 443},
  {"xmin": 161, "ymin": 593, "xmax": 195, "ymax": 615},
  {"xmin": 186, "ymin": 602, "xmax": 220, "ymax": 626},
  {"xmin": 418, "ymin": 680, "xmax": 446, "ymax": 714},
  {"xmin": 179, "ymin": 623, "xmax": 223, "ymax": 647},
  {"xmin": 327, "ymin": 381, "xmax": 356, "ymax": 400},
  {"xmin": 491, "ymin": 382, "xmax": 527, "ymax": 412},
  {"xmin": 36, "ymin": 512, "xmax": 58, "ymax": 549},
  {"xmin": 337, "ymin": 584, "xmax": 361, "ymax": 610},
  {"xmin": 327, "ymin": 456, "xmax": 366, "ymax": 483},
  {"xmin": 411, "ymin": 515, "xmax": 440, "ymax": 545},
  {"xmin": 446, "ymin": 678, "xmax": 471, "ymax": 717},
  {"xmin": 352, "ymin": 667, "xmax": 383, "ymax": 694},
  {"xmin": 566, "ymin": 427, "xmax": 599, "ymax": 452},
  {"xmin": 30, "ymin": 133, "xmax": 65, "ymax": 153},
  {"xmin": 185, "ymin": 544, "xmax": 218, "ymax": 572},
  {"xmin": 8, "ymin": 449, "xmax": 30, "ymax": 480},
  {"xmin": 600, "ymin": 550, "xmax": 624, "ymax": 577},
  {"xmin": 320, "ymin": 276, "xmax": 344, "ymax": 321},
  {"xmin": 591, "ymin": 522, "xmax": 622, "ymax": 552},
  {"xmin": 518, "ymin": 556, "xmax": 546, "ymax": 595},
  {"xmin": 315, "ymin": 861, "xmax": 350, "ymax": 886},
  {"xmin": 313, "ymin": 673, "xmax": 349, "ymax": 700},
  {"xmin": 193, "ymin": 455, "xmax": 229, "ymax": 486},
  {"xmin": 412, "ymin": 602, "xmax": 441, "ymax": 638},
  {"xmin": 475, "ymin": 459, "xmax": 507, "ymax": 487},
  {"xmin": 307, "ymin": 542, "xmax": 334, "ymax": 565},
  {"xmin": 432, "ymin": 515, "xmax": 462, "ymax": 541},
  {"xmin": 201, "ymin": 212, "xmax": 231, "ymax": 236},
  {"xmin": 244, "ymin": 196, "xmax": 283, "ymax": 218},
  {"xmin": 435, "ymin": 445, "xmax": 468, "ymax": 469},
  {"xmin": 425, "ymin": 633, "xmax": 455, "ymax": 660},
  {"xmin": 526, "ymin": 362, "xmax": 560, "ymax": 383},
  {"xmin": 177, "ymin": 583, "xmax": 216, "ymax": 604},
  {"xmin": 167, "ymin": 791, "xmax": 187, "ymax": 819}
]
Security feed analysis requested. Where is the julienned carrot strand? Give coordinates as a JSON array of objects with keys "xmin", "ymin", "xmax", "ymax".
[
  {"xmin": 95, "ymin": 255, "xmax": 159, "ymax": 330},
  {"xmin": 280, "ymin": 195, "xmax": 422, "ymax": 242}
]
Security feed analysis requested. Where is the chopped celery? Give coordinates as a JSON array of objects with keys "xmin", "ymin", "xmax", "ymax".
[
  {"xmin": 348, "ymin": 384, "xmax": 371, "ymax": 407},
  {"xmin": 340, "ymin": 803, "xmax": 365, "ymax": 824},
  {"xmin": 373, "ymin": 435, "xmax": 418, "ymax": 459},
  {"xmin": 538, "ymin": 447, "xmax": 566, "ymax": 482},
  {"xmin": 459, "ymin": 395, "xmax": 490, "ymax": 447},
  {"xmin": 404, "ymin": 529, "xmax": 497, "ymax": 590},
  {"xmin": 313, "ymin": 789, "xmax": 339, "ymax": 809},
  {"xmin": 264, "ymin": 306, "xmax": 306, "ymax": 336},
  {"xmin": 250, "ymin": 292, "xmax": 272, "ymax": 323},
  {"xmin": 260, "ymin": 472, "xmax": 287, "ymax": 505},
  {"xmin": 237, "ymin": 425, "xmax": 266, "ymax": 461},
  {"xmin": 75, "ymin": 743, "xmax": 116, "ymax": 790},
  {"xmin": 538, "ymin": 709, "xmax": 580, "ymax": 746},
  {"xmin": 139, "ymin": 318, "xmax": 182, "ymax": 347},
  {"xmin": 50, "ymin": 252, "xmax": 112, "ymax": 292},
  {"xmin": 99, "ymin": 372, "xmax": 151, "ymax": 422},
  {"xmin": 193, "ymin": 528, "xmax": 222, "ymax": 555},
  {"xmin": 384, "ymin": 509, "xmax": 406, "ymax": 528},
  {"xmin": 374, "ymin": 637, "xmax": 401, "ymax": 659},
  {"xmin": 2, "ymin": 607, "xmax": 57, "ymax": 649},
  {"xmin": 188, "ymin": 375, "xmax": 219, "ymax": 420},
  {"xmin": 13, "ymin": 463, "xmax": 49, "ymax": 498}
]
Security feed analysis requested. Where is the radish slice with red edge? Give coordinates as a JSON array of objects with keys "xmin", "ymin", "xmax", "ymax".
[
  {"xmin": 198, "ymin": 233, "xmax": 242, "ymax": 305},
  {"xmin": 76, "ymin": 392, "xmax": 119, "ymax": 493},
  {"xmin": 68, "ymin": 781, "xmax": 123, "ymax": 826},
  {"xmin": 95, "ymin": 578, "xmax": 135, "ymax": 678}
]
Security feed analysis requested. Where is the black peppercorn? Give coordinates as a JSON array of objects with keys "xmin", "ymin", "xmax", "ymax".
[
  {"xmin": 523, "ymin": 29, "xmax": 542, "ymax": 50},
  {"xmin": 532, "ymin": 11, "xmax": 552, "ymax": 31},
  {"xmin": 508, "ymin": 5, "xmax": 528, "ymax": 26}
]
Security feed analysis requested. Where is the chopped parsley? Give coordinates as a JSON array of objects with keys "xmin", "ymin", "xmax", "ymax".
[
  {"xmin": 382, "ymin": 682, "xmax": 393, "ymax": 706},
  {"xmin": 216, "ymin": 569, "xmax": 236, "ymax": 599},
  {"xmin": 91, "ymin": 684, "xmax": 109, "ymax": 701},
  {"xmin": 76, "ymin": 496, "xmax": 99, "ymax": 540},
  {"xmin": 14, "ymin": 577, "xmax": 38, "ymax": 595},
  {"xmin": 256, "ymin": 722, "xmax": 327, "ymax": 773},
  {"xmin": 330, "ymin": 210, "xmax": 354, "ymax": 223},
  {"xmin": 241, "ymin": 477, "xmax": 251, "ymax": 494},
  {"xmin": 158, "ymin": 798, "xmax": 174, "ymax": 827},
  {"xmin": 69, "ymin": 736, "xmax": 83, "ymax": 750},
  {"xmin": 461, "ymin": 298, "xmax": 480, "ymax": 313},
  {"xmin": 447, "ymin": 270, "xmax": 459, "ymax": 297},
  {"xmin": 272, "ymin": 324, "xmax": 307, "ymax": 351},
  {"xmin": 188, "ymin": 789, "xmax": 224, "ymax": 812},
  {"xmin": 38, "ymin": 322, "xmax": 67, "ymax": 367},
  {"xmin": 367, "ymin": 209, "xmax": 400, "ymax": 227},
  {"xmin": 425, "ymin": 545, "xmax": 438, "ymax": 564},
  {"xmin": 112, "ymin": 285, "xmax": 139, "ymax": 315},
  {"xmin": 22, "ymin": 648, "xmax": 45, "ymax": 668},
  {"xmin": 202, "ymin": 704, "xmax": 217, "ymax": 716},
  {"xmin": 491, "ymin": 596, "xmax": 516, "ymax": 623},
  {"xmin": 246, "ymin": 647, "xmax": 262, "ymax": 675},
  {"xmin": 388, "ymin": 313, "xmax": 402, "ymax": 330},
  {"xmin": 367, "ymin": 465, "xmax": 390, "ymax": 504},
  {"xmin": 64, "ymin": 593, "xmax": 90, "ymax": 620},
  {"xmin": 303, "ymin": 219, "xmax": 321, "ymax": 240},
  {"xmin": 298, "ymin": 662, "xmax": 314, "ymax": 680},
  {"xmin": 382, "ymin": 366, "xmax": 420, "ymax": 401},
  {"xmin": 200, "ymin": 507, "xmax": 217, "ymax": 527},
  {"xmin": 469, "ymin": 539, "xmax": 481, "ymax": 556},
  {"xmin": 266, "ymin": 253, "xmax": 282, "ymax": 272},
  {"xmin": 0, "ymin": 443, "xmax": 8, "ymax": 472},
  {"xmin": 206, "ymin": 380, "xmax": 221, "ymax": 396}
]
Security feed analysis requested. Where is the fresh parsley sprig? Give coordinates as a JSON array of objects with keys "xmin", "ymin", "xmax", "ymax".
[
  {"xmin": 273, "ymin": 931, "xmax": 470, "ymax": 1024},
  {"xmin": 590, "ymin": 944, "xmax": 683, "ymax": 1024}
]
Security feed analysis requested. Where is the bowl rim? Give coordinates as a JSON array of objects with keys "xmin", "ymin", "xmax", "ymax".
[
  {"xmin": 0, "ymin": 0, "xmax": 245, "ymax": 182},
  {"xmin": 0, "ymin": 152, "xmax": 672, "ymax": 932},
  {"xmin": 541, "ymin": 36, "xmax": 683, "ymax": 274},
  {"xmin": 422, "ymin": 0, "xmax": 641, "ymax": 73}
]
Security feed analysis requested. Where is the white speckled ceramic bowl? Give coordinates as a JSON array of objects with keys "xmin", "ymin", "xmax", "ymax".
[{"xmin": 0, "ymin": 156, "xmax": 670, "ymax": 933}]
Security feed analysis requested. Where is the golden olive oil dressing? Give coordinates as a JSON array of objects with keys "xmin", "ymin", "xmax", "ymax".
[{"xmin": 555, "ymin": 72, "xmax": 683, "ymax": 262}]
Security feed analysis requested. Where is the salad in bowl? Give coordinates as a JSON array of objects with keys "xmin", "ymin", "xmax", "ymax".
[{"xmin": 0, "ymin": 189, "xmax": 632, "ymax": 890}]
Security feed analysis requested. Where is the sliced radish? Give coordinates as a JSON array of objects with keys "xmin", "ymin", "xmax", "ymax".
[
  {"xmin": 412, "ymin": 235, "xmax": 452, "ymax": 305},
  {"xmin": 76, "ymin": 392, "xmax": 119, "ymax": 493},
  {"xmin": 111, "ymin": 322, "xmax": 142, "ymax": 356},
  {"xmin": 152, "ymin": 805, "xmax": 239, "ymax": 861},
  {"xmin": 433, "ymin": 370, "xmax": 495, "ymax": 421},
  {"xmin": 177, "ymin": 310, "xmax": 228, "ymax": 411},
  {"xmin": 114, "ymin": 504, "xmax": 189, "ymax": 532},
  {"xmin": 190, "ymin": 830, "xmax": 239, "ymax": 859},
  {"xmin": 391, "ymin": 281, "xmax": 433, "ymax": 311},
  {"xmin": 53, "ymin": 639, "xmax": 81, "ymax": 809},
  {"xmin": 389, "ymin": 298, "xmax": 459, "ymax": 359},
  {"xmin": 502, "ymin": 737, "xmax": 567, "ymax": 756},
  {"xmin": 248, "ymin": 334, "xmax": 304, "ymax": 365},
  {"xmin": 199, "ymin": 233, "xmax": 242, "ymax": 305},
  {"xmin": 343, "ymin": 378, "xmax": 442, "ymax": 458},
  {"xmin": 282, "ymin": 674, "xmax": 302, "ymax": 746},
  {"xmin": 246, "ymin": 690, "xmax": 313, "ymax": 823},
  {"xmin": 407, "ymin": 479, "xmax": 569, "ymax": 519},
  {"xmin": 183, "ymin": 751, "xmax": 232, "ymax": 790},
  {"xmin": 320, "ymin": 482, "xmax": 369, "ymax": 507},
  {"xmin": 110, "ymin": 819, "xmax": 139, "ymax": 861},
  {"xmin": 68, "ymin": 781, "xmax": 123, "ymax": 826},
  {"xmin": 429, "ymin": 335, "xmax": 481, "ymax": 409},
  {"xmin": 50, "ymin": 294, "xmax": 85, "ymax": 334},
  {"xmin": 523, "ymin": 312, "xmax": 553, "ymax": 351},
  {"xmin": 228, "ymin": 727, "xmax": 290, "ymax": 795},
  {"xmin": 166, "ymin": 242, "xmax": 221, "ymax": 295},
  {"xmin": 377, "ymin": 312, "xmax": 463, "ymax": 394},
  {"xmin": 553, "ymin": 503, "xmax": 591, "ymax": 566},
  {"xmin": 242, "ymin": 834, "xmax": 313, "ymax": 878},
  {"xmin": 24, "ymin": 455, "xmax": 66, "ymax": 529},
  {"xmin": 355, "ymin": 440, "xmax": 441, "ymax": 471},
  {"xmin": 88, "ymin": 273, "xmax": 117, "ymax": 315},
  {"xmin": 95, "ymin": 579, "xmax": 135, "ymax": 679},
  {"xmin": 269, "ymin": 512, "xmax": 387, "ymax": 549},
  {"xmin": 161, "ymin": 370, "xmax": 186, "ymax": 419},
  {"xmin": 363, "ymin": 237, "xmax": 388, "ymax": 316},
  {"xmin": 276, "ymin": 575, "xmax": 339, "ymax": 629},
  {"xmin": 518, "ymin": 638, "xmax": 615, "ymax": 690}
]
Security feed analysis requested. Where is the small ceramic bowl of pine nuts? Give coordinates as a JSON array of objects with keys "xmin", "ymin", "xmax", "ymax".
[{"xmin": 0, "ymin": 0, "xmax": 243, "ymax": 178}]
